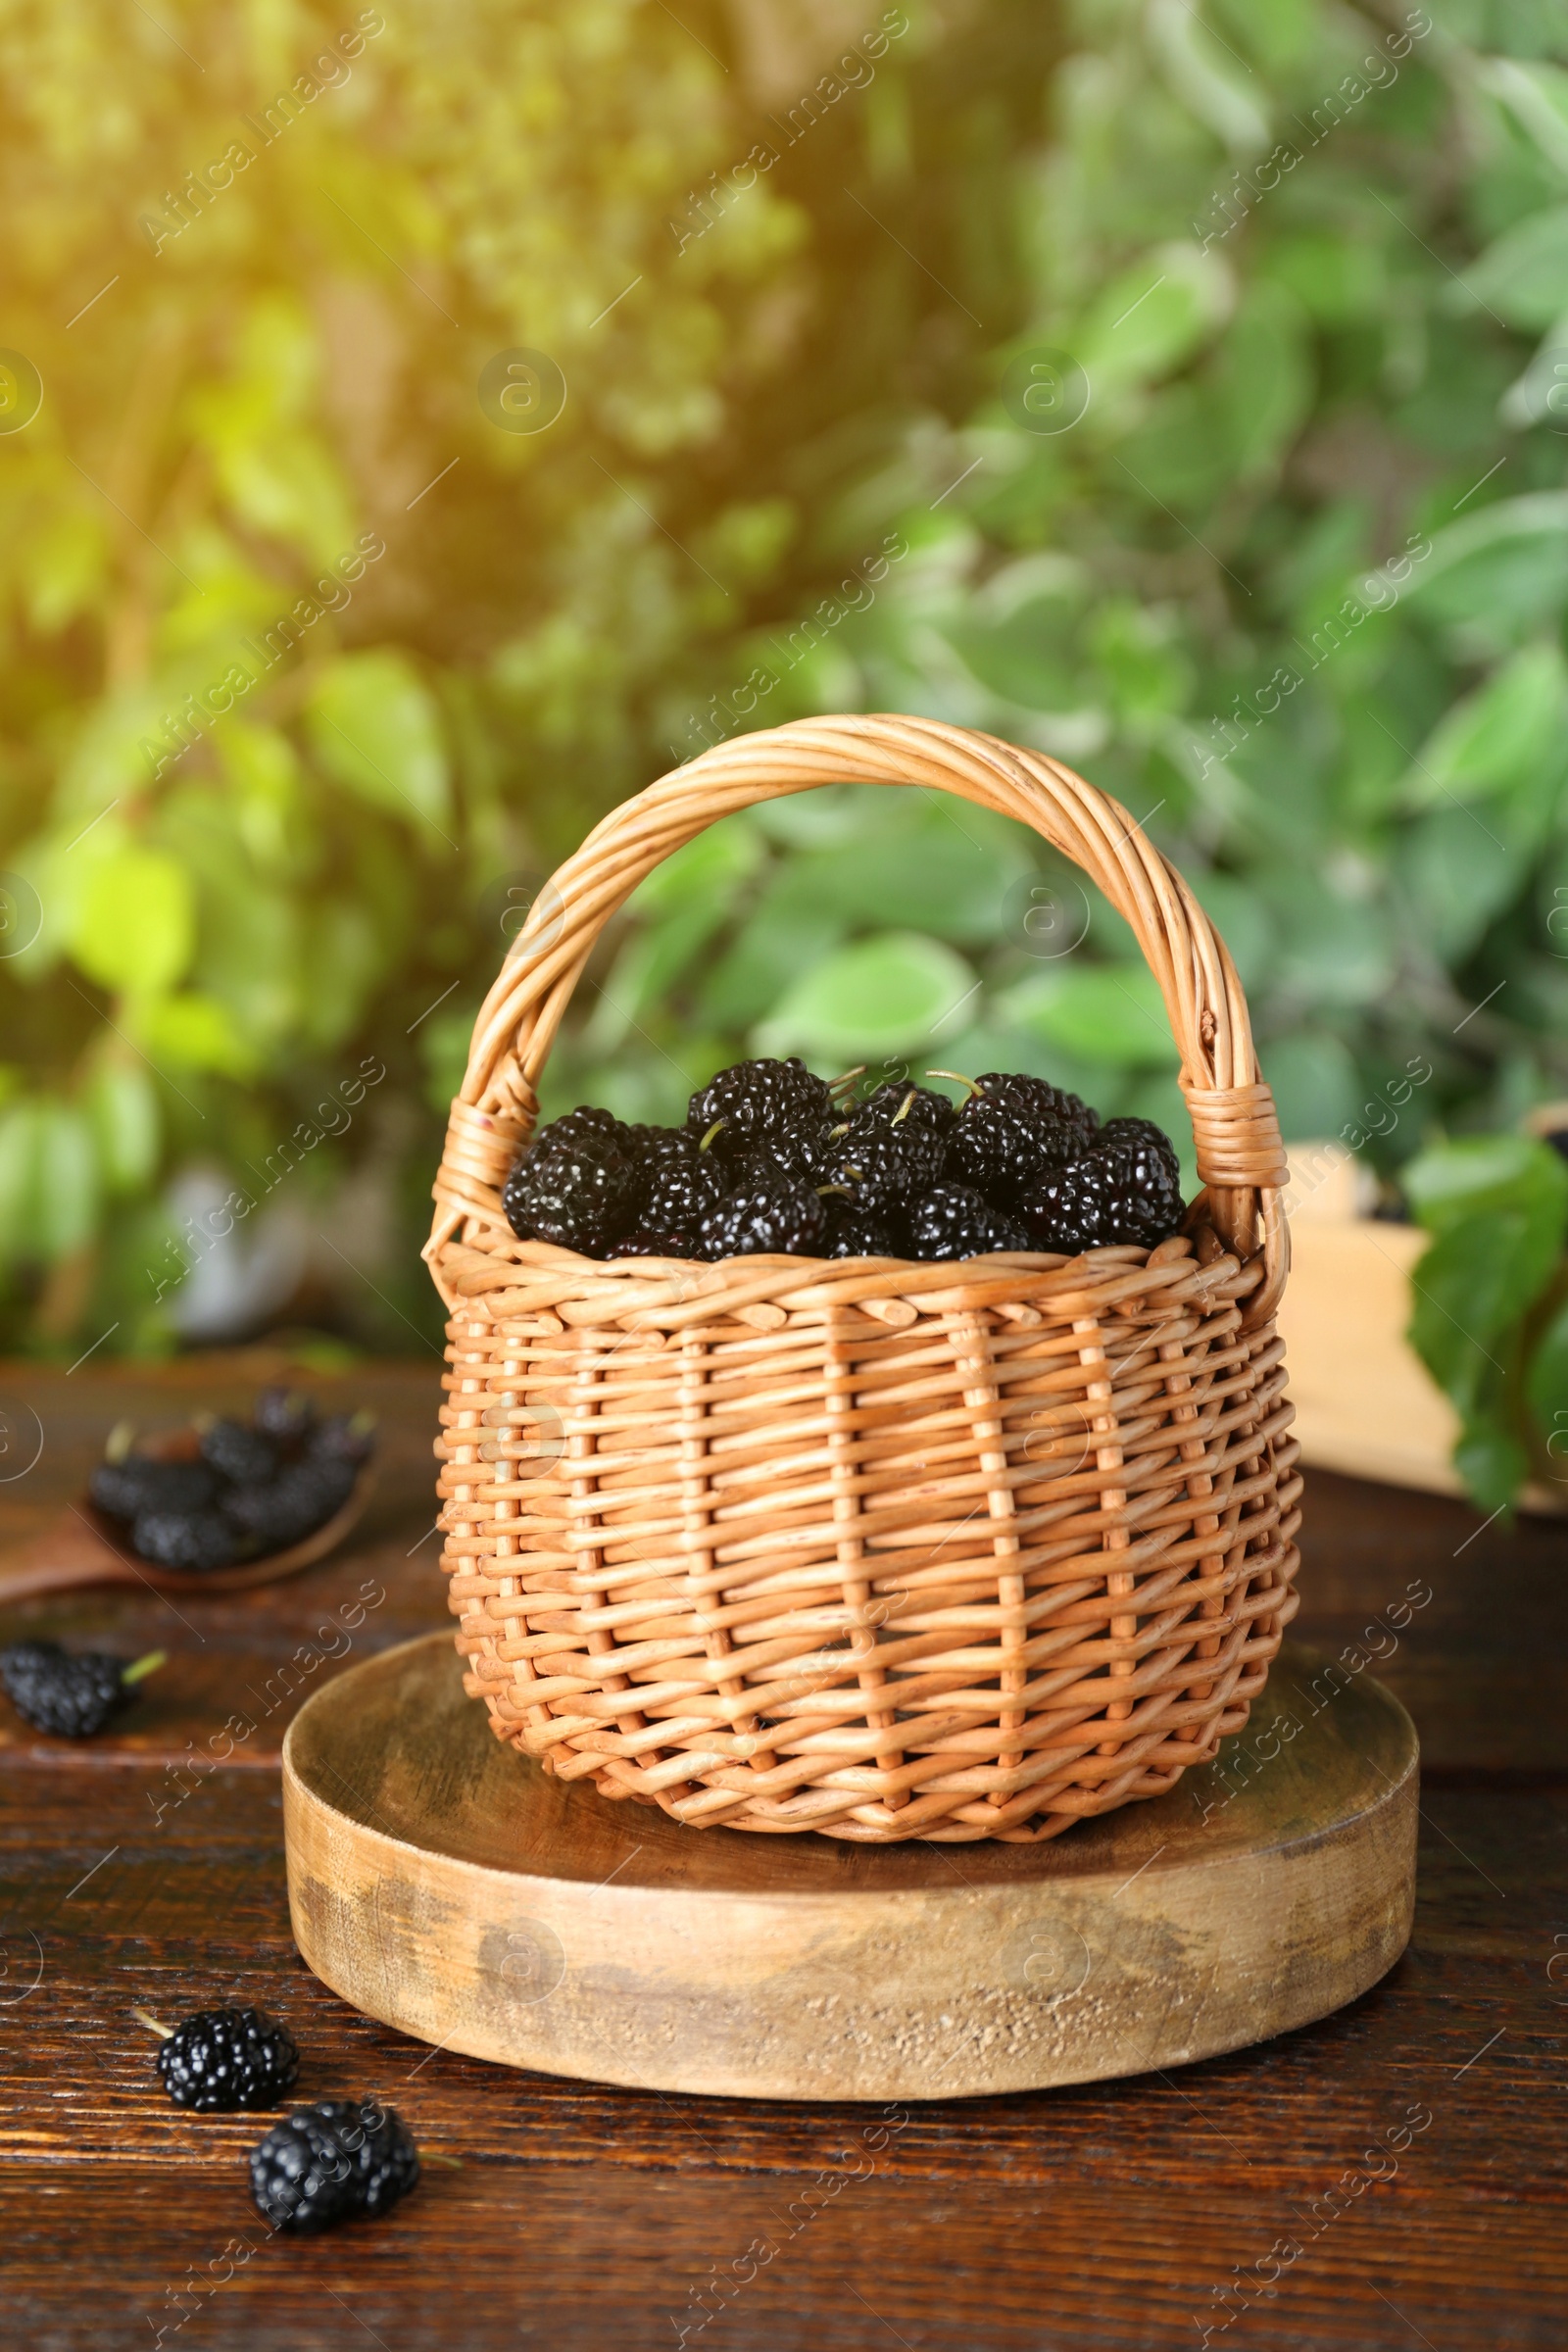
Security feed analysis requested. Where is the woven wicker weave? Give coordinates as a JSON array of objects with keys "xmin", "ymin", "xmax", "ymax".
[{"xmin": 426, "ymin": 716, "xmax": 1299, "ymax": 1843}]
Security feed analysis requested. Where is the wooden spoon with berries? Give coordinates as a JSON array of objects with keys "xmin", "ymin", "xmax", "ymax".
[{"xmin": 0, "ymin": 1389, "xmax": 377, "ymax": 1603}]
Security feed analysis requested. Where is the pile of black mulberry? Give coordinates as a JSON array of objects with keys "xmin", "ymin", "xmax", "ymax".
[
  {"xmin": 87, "ymin": 1388, "xmax": 375, "ymax": 1572},
  {"xmin": 503, "ymin": 1057, "xmax": 1184, "ymax": 1263}
]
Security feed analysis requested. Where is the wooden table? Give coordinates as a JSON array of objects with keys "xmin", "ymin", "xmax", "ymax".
[{"xmin": 1, "ymin": 1358, "xmax": 1562, "ymax": 2350}]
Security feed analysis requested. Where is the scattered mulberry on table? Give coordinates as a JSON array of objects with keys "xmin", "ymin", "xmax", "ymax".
[
  {"xmin": 0, "ymin": 1641, "xmax": 135, "ymax": 1739},
  {"xmin": 250, "ymin": 2099, "xmax": 419, "ymax": 2233},
  {"xmin": 157, "ymin": 2006, "xmax": 301, "ymax": 2112}
]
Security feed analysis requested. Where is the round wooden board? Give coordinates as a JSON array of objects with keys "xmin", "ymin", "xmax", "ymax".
[{"xmin": 282, "ymin": 1635, "xmax": 1417, "ymax": 2102}]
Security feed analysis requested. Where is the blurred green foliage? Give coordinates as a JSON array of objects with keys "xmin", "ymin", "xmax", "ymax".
[
  {"xmin": 567, "ymin": 0, "xmax": 1568, "ymax": 1200},
  {"xmin": 0, "ymin": 0, "xmax": 809, "ymax": 1349},
  {"xmin": 1404, "ymin": 1132, "xmax": 1568, "ymax": 1507},
  {"xmin": 8, "ymin": 0, "xmax": 1568, "ymax": 1391}
]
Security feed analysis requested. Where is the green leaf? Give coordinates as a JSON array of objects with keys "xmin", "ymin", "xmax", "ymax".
[
  {"xmin": 803, "ymin": 800, "xmax": 1037, "ymax": 945},
  {"xmin": 588, "ymin": 823, "xmax": 765, "ymax": 1053},
  {"xmin": 306, "ymin": 654, "xmax": 452, "ymax": 838},
  {"xmin": 196, "ymin": 883, "xmax": 302, "ymax": 1046},
  {"xmin": 626, "ymin": 815, "xmax": 763, "ymax": 918},
  {"xmin": 756, "ymin": 932, "xmax": 976, "ymax": 1060},
  {"xmin": 1395, "ymin": 810, "xmax": 1529, "ymax": 964},
  {"xmin": 1451, "ymin": 1421, "xmax": 1529, "ymax": 1518},
  {"xmin": 1113, "ymin": 383, "xmax": 1234, "ymax": 511},
  {"xmin": 298, "ymin": 903, "xmax": 387, "ymax": 1054},
  {"xmin": 0, "ymin": 1102, "xmax": 101, "ymax": 1264},
  {"xmin": 1403, "ymin": 644, "xmax": 1568, "ymax": 807},
  {"xmin": 34, "ymin": 1105, "xmax": 99, "ymax": 1261},
  {"xmin": 1402, "ymin": 1138, "xmax": 1566, "ymax": 1514},
  {"xmin": 746, "ymin": 785, "xmax": 869, "ymax": 849},
  {"xmin": 1073, "ymin": 243, "xmax": 1234, "ymax": 405},
  {"xmin": 1478, "ymin": 57, "xmax": 1568, "ymax": 180},
  {"xmin": 1405, "ymin": 1199, "xmax": 1542, "ymax": 1519},
  {"xmin": 1147, "ymin": 0, "xmax": 1270, "ymax": 150},
  {"xmin": 698, "ymin": 888, "xmax": 848, "ymax": 1030},
  {"xmin": 1408, "ymin": 494, "xmax": 1568, "ymax": 647},
  {"xmin": 1088, "ymin": 600, "xmax": 1193, "ymax": 737},
  {"xmin": 995, "ymin": 962, "xmax": 1177, "ymax": 1067},
  {"xmin": 1407, "ymin": 1211, "xmax": 1548, "ymax": 1409},
  {"xmin": 1524, "ymin": 1288, "xmax": 1568, "ymax": 1473},
  {"xmin": 1272, "ymin": 881, "xmax": 1395, "ymax": 1010},
  {"xmin": 68, "ymin": 848, "xmax": 195, "ymax": 998},
  {"xmin": 1403, "ymin": 1134, "xmax": 1568, "ymax": 1245},
  {"xmin": 1187, "ymin": 869, "xmax": 1272, "ymax": 993},
  {"xmin": 1459, "ymin": 203, "xmax": 1568, "ymax": 331},
  {"xmin": 1212, "ymin": 280, "xmax": 1313, "ymax": 485},
  {"xmin": 939, "ymin": 588, "xmax": 1080, "ymax": 714},
  {"xmin": 86, "ymin": 1062, "xmax": 161, "ymax": 1195},
  {"xmin": 1266, "ymin": 232, "xmax": 1384, "ymax": 328},
  {"xmin": 57, "ymin": 683, "xmax": 188, "ymax": 818},
  {"xmin": 134, "ymin": 993, "xmax": 257, "ymax": 1078}
]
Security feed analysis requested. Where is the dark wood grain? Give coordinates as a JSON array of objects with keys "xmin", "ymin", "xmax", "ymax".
[{"xmin": 1, "ymin": 1361, "xmax": 1564, "ymax": 2350}]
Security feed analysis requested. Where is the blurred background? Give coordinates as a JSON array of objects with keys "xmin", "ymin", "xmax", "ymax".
[{"xmin": 3, "ymin": 0, "xmax": 1567, "ymax": 1377}]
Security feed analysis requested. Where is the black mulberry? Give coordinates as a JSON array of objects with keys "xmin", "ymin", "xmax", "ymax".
[
  {"xmin": 502, "ymin": 1107, "xmax": 642, "ymax": 1255},
  {"xmin": 88, "ymin": 1457, "xmax": 219, "ymax": 1521},
  {"xmin": 250, "ymin": 2099, "xmax": 419, "ymax": 2233},
  {"xmin": 1017, "ymin": 1125, "xmax": 1184, "ymax": 1251},
  {"xmin": 250, "ymin": 2102, "xmax": 362, "ymax": 2233},
  {"xmin": 687, "ymin": 1056, "xmax": 834, "ymax": 1183},
  {"xmin": 1097, "ymin": 1116, "xmax": 1182, "ymax": 1185},
  {"xmin": 307, "ymin": 1411, "xmax": 377, "ymax": 1467},
  {"xmin": 199, "ymin": 1419, "xmax": 278, "ymax": 1485},
  {"xmin": 131, "ymin": 1509, "xmax": 241, "ymax": 1572},
  {"xmin": 154, "ymin": 2005, "xmax": 300, "ymax": 2112},
  {"xmin": 223, "ymin": 1458, "xmax": 356, "ymax": 1552},
  {"xmin": 632, "ymin": 1125, "xmax": 727, "ymax": 1233},
  {"xmin": 699, "ymin": 1181, "xmax": 827, "ymax": 1258},
  {"xmin": 353, "ymin": 2102, "xmax": 422, "ymax": 2217},
  {"xmin": 821, "ymin": 1083, "xmax": 952, "ymax": 1211},
  {"xmin": 943, "ymin": 1072, "xmax": 1100, "ymax": 1200},
  {"xmin": 904, "ymin": 1185, "xmax": 1033, "ymax": 1260},
  {"xmin": 821, "ymin": 1206, "xmax": 899, "ymax": 1258},
  {"xmin": 0, "ymin": 1641, "xmax": 164, "ymax": 1739},
  {"xmin": 254, "ymin": 1388, "xmax": 317, "ymax": 1444}
]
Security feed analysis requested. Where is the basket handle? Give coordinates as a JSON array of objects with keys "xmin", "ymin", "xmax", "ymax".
[{"xmin": 426, "ymin": 715, "xmax": 1290, "ymax": 1319}]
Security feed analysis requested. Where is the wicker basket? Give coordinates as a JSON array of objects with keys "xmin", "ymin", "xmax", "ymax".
[{"xmin": 426, "ymin": 715, "xmax": 1299, "ymax": 1843}]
